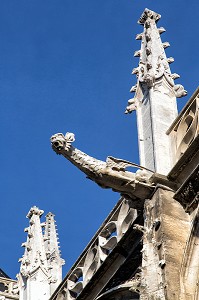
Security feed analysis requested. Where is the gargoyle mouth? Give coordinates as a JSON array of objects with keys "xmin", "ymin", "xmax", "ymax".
[
  {"xmin": 51, "ymin": 133, "xmax": 65, "ymax": 152},
  {"xmin": 52, "ymin": 141, "xmax": 63, "ymax": 151}
]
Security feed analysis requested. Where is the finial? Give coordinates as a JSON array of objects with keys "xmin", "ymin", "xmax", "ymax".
[
  {"xmin": 138, "ymin": 8, "xmax": 161, "ymax": 25},
  {"xmin": 26, "ymin": 206, "xmax": 44, "ymax": 219}
]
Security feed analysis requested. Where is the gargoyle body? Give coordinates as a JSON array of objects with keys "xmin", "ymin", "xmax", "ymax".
[{"xmin": 51, "ymin": 133, "xmax": 154, "ymax": 200}]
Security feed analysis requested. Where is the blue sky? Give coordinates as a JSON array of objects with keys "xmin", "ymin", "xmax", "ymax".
[{"xmin": 1, "ymin": 0, "xmax": 198, "ymax": 279}]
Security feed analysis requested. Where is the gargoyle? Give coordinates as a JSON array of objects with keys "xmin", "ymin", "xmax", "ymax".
[{"xmin": 51, "ymin": 132, "xmax": 154, "ymax": 200}]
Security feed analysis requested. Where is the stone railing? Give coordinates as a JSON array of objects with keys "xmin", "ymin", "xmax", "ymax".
[
  {"xmin": 50, "ymin": 197, "xmax": 138, "ymax": 300},
  {"xmin": 167, "ymin": 87, "xmax": 199, "ymax": 211},
  {"xmin": 168, "ymin": 87, "xmax": 199, "ymax": 163},
  {"xmin": 0, "ymin": 277, "xmax": 18, "ymax": 299}
]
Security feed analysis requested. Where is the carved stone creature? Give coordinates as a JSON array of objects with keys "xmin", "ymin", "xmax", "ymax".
[{"xmin": 51, "ymin": 132, "xmax": 154, "ymax": 200}]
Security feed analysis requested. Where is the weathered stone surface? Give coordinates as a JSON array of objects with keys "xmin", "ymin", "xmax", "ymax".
[
  {"xmin": 141, "ymin": 188, "xmax": 190, "ymax": 300},
  {"xmin": 125, "ymin": 8, "xmax": 186, "ymax": 175},
  {"xmin": 179, "ymin": 207, "xmax": 199, "ymax": 299}
]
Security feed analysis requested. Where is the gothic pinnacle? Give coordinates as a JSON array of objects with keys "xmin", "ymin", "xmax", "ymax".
[
  {"xmin": 17, "ymin": 207, "xmax": 64, "ymax": 298},
  {"xmin": 125, "ymin": 8, "xmax": 187, "ymax": 114}
]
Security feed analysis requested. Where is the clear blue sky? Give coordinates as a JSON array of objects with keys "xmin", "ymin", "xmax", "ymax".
[{"xmin": 1, "ymin": 0, "xmax": 198, "ymax": 279}]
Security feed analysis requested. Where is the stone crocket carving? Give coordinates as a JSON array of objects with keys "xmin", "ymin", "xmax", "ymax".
[{"xmin": 51, "ymin": 132, "xmax": 154, "ymax": 200}]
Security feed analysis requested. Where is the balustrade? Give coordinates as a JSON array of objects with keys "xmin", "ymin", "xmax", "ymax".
[
  {"xmin": 52, "ymin": 197, "xmax": 138, "ymax": 300},
  {"xmin": 168, "ymin": 88, "xmax": 199, "ymax": 163}
]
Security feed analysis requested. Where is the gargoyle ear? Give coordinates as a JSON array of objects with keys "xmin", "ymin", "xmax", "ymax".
[{"xmin": 65, "ymin": 132, "xmax": 75, "ymax": 143}]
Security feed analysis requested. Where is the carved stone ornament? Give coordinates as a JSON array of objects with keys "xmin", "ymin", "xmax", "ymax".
[
  {"xmin": 51, "ymin": 132, "xmax": 155, "ymax": 200},
  {"xmin": 138, "ymin": 9, "xmax": 161, "ymax": 25}
]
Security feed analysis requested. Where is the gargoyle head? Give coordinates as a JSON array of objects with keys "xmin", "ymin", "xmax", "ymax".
[{"xmin": 51, "ymin": 132, "xmax": 75, "ymax": 153}]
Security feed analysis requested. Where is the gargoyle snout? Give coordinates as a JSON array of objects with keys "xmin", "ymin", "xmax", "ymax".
[
  {"xmin": 51, "ymin": 139, "xmax": 64, "ymax": 151},
  {"xmin": 50, "ymin": 133, "xmax": 65, "ymax": 152}
]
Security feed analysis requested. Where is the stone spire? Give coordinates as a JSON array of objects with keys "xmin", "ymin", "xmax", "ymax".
[
  {"xmin": 125, "ymin": 8, "xmax": 187, "ymax": 175},
  {"xmin": 44, "ymin": 212, "xmax": 65, "ymax": 294},
  {"xmin": 17, "ymin": 207, "xmax": 64, "ymax": 300}
]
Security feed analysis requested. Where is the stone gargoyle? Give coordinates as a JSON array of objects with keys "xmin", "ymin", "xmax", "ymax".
[{"xmin": 51, "ymin": 132, "xmax": 155, "ymax": 200}]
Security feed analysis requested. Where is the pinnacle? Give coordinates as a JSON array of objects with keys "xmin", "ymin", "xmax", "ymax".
[
  {"xmin": 46, "ymin": 212, "xmax": 55, "ymax": 218},
  {"xmin": 18, "ymin": 206, "xmax": 64, "ymax": 289},
  {"xmin": 125, "ymin": 8, "xmax": 186, "ymax": 114}
]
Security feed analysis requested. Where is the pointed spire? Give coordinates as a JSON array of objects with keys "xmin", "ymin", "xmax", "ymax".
[
  {"xmin": 17, "ymin": 207, "xmax": 64, "ymax": 300},
  {"xmin": 137, "ymin": 9, "xmax": 169, "ymax": 89},
  {"xmin": 17, "ymin": 206, "xmax": 50, "ymax": 300},
  {"xmin": 44, "ymin": 212, "xmax": 65, "ymax": 294},
  {"xmin": 125, "ymin": 9, "xmax": 187, "ymax": 174},
  {"xmin": 125, "ymin": 8, "xmax": 186, "ymax": 113},
  {"xmin": 44, "ymin": 212, "xmax": 60, "ymax": 256},
  {"xmin": 19, "ymin": 206, "xmax": 48, "ymax": 277}
]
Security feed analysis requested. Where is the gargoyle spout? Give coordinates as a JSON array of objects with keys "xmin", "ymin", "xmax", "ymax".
[{"xmin": 51, "ymin": 132, "xmax": 154, "ymax": 200}]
